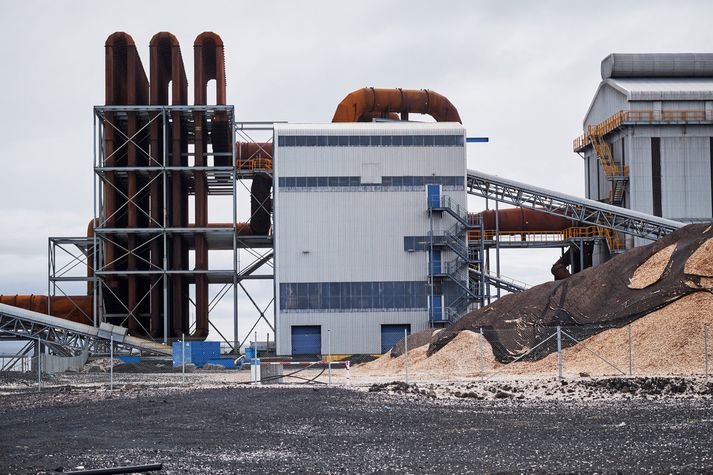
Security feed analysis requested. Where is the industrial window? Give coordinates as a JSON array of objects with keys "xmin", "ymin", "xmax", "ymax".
[
  {"xmin": 279, "ymin": 281, "xmax": 428, "ymax": 312},
  {"xmin": 277, "ymin": 134, "xmax": 465, "ymax": 147},
  {"xmin": 277, "ymin": 175, "xmax": 465, "ymax": 190}
]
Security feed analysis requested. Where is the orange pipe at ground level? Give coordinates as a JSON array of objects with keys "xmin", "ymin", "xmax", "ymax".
[{"xmin": 0, "ymin": 295, "xmax": 93, "ymax": 324}]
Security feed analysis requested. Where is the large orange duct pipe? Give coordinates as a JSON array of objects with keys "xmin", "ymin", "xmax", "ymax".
[
  {"xmin": 188, "ymin": 32, "xmax": 230, "ymax": 339},
  {"xmin": 472, "ymin": 208, "xmax": 590, "ymax": 280},
  {"xmin": 475, "ymin": 209, "xmax": 577, "ymax": 232},
  {"xmin": 0, "ymin": 295, "xmax": 93, "ymax": 325},
  {"xmin": 332, "ymin": 88, "xmax": 462, "ymax": 123}
]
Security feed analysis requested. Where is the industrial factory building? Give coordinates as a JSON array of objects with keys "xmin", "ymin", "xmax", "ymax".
[
  {"xmin": 0, "ymin": 37, "xmax": 705, "ymax": 359},
  {"xmin": 575, "ymin": 53, "xmax": 713, "ymax": 257},
  {"xmin": 273, "ymin": 123, "xmax": 468, "ymax": 355}
]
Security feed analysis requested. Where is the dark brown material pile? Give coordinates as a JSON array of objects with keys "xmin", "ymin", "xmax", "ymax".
[{"xmin": 421, "ymin": 223, "xmax": 713, "ymax": 363}]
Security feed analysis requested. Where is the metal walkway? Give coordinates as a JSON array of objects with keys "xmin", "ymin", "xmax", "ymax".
[
  {"xmin": 469, "ymin": 268, "xmax": 529, "ymax": 294},
  {"xmin": 0, "ymin": 303, "xmax": 172, "ymax": 357},
  {"xmin": 466, "ymin": 169, "xmax": 683, "ymax": 240}
]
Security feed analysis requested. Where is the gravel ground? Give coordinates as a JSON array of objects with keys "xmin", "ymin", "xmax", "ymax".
[{"xmin": 1, "ymin": 376, "xmax": 713, "ymax": 474}]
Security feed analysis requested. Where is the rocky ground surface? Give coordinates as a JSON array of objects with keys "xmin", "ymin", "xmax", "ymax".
[{"xmin": 1, "ymin": 374, "xmax": 713, "ymax": 474}]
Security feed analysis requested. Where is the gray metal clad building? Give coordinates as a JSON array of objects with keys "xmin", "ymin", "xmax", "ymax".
[
  {"xmin": 577, "ymin": 53, "xmax": 713, "ymax": 256},
  {"xmin": 273, "ymin": 122, "xmax": 467, "ymax": 355}
]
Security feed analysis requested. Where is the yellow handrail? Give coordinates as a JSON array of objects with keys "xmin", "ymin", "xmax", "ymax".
[
  {"xmin": 573, "ymin": 109, "xmax": 709, "ymax": 152},
  {"xmin": 237, "ymin": 157, "xmax": 273, "ymax": 170}
]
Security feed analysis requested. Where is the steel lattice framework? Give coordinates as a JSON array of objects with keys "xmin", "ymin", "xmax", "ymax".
[{"xmin": 0, "ymin": 304, "xmax": 172, "ymax": 357}]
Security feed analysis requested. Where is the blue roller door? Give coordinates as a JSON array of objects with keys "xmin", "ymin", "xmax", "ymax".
[
  {"xmin": 381, "ymin": 324, "xmax": 411, "ymax": 354},
  {"xmin": 291, "ymin": 325, "xmax": 321, "ymax": 355}
]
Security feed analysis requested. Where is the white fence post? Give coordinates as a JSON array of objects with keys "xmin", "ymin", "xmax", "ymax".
[
  {"xmin": 110, "ymin": 334, "xmax": 114, "ymax": 391},
  {"xmin": 328, "ymin": 329, "xmax": 332, "ymax": 386},
  {"xmin": 628, "ymin": 324, "xmax": 633, "ymax": 376},
  {"xmin": 705, "ymin": 324, "xmax": 709, "ymax": 379},
  {"xmin": 556, "ymin": 326, "xmax": 562, "ymax": 380},
  {"xmin": 404, "ymin": 329, "xmax": 409, "ymax": 384},
  {"xmin": 36, "ymin": 338, "xmax": 41, "ymax": 393},
  {"xmin": 479, "ymin": 327, "xmax": 485, "ymax": 381}
]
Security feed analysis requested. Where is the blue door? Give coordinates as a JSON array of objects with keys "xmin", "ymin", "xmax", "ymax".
[
  {"xmin": 381, "ymin": 324, "xmax": 411, "ymax": 354},
  {"xmin": 430, "ymin": 249, "xmax": 442, "ymax": 274},
  {"xmin": 429, "ymin": 295, "xmax": 443, "ymax": 321},
  {"xmin": 291, "ymin": 325, "xmax": 321, "ymax": 355},
  {"xmin": 427, "ymin": 184, "xmax": 441, "ymax": 209}
]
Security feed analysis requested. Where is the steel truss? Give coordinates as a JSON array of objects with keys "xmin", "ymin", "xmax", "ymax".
[
  {"xmin": 0, "ymin": 303, "xmax": 171, "ymax": 357},
  {"xmin": 54, "ymin": 106, "xmax": 278, "ymax": 352},
  {"xmin": 466, "ymin": 169, "xmax": 682, "ymax": 240}
]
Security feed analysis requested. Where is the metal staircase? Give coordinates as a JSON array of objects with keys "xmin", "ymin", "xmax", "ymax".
[
  {"xmin": 587, "ymin": 124, "xmax": 629, "ymax": 253},
  {"xmin": 427, "ymin": 197, "xmax": 486, "ymax": 324}
]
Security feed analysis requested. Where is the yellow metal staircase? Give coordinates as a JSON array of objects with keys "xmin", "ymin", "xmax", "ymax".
[{"xmin": 586, "ymin": 124, "xmax": 628, "ymax": 254}]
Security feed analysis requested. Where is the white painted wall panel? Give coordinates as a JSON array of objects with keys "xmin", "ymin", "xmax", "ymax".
[
  {"xmin": 584, "ymin": 84, "xmax": 628, "ymax": 128},
  {"xmin": 628, "ymin": 136, "xmax": 653, "ymax": 215},
  {"xmin": 273, "ymin": 123, "xmax": 466, "ymax": 355}
]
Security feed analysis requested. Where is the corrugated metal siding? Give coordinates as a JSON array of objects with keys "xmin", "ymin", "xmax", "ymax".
[
  {"xmin": 584, "ymin": 84, "xmax": 628, "ymax": 128},
  {"xmin": 274, "ymin": 123, "xmax": 466, "ymax": 355},
  {"xmin": 661, "ymin": 136, "xmax": 712, "ymax": 219},
  {"xmin": 628, "ymin": 136, "xmax": 653, "ymax": 215}
]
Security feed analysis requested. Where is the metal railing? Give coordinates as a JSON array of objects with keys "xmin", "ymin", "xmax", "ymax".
[
  {"xmin": 237, "ymin": 157, "xmax": 273, "ymax": 171},
  {"xmin": 574, "ymin": 109, "xmax": 711, "ymax": 151}
]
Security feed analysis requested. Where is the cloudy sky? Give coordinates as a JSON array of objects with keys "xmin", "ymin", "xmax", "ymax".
[{"xmin": 1, "ymin": 0, "xmax": 712, "ymax": 343}]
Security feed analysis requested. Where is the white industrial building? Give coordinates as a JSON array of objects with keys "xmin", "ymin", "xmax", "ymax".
[
  {"xmin": 577, "ymin": 53, "xmax": 713, "ymax": 254},
  {"xmin": 273, "ymin": 122, "xmax": 468, "ymax": 355}
]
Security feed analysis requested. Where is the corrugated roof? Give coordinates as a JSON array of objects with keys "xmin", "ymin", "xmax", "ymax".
[{"xmin": 606, "ymin": 77, "xmax": 713, "ymax": 100}]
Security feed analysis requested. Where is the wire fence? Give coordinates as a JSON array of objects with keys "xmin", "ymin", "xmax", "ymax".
[
  {"xmin": 1, "ymin": 322, "xmax": 710, "ymax": 393},
  {"xmin": 388, "ymin": 322, "xmax": 711, "ymax": 382}
]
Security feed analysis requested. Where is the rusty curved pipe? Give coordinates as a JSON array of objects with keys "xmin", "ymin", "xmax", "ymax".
[
  {"xmin": 332, "ymin": 88, "xmax": 462, "ymax": 123},
  {"xmin": 189, "ymin": 32, "xmax": 228, "ymax": 340},
  {"xmin": 150, "ymin": 32, "xmax": 189, "ymax": 338},
  {"xmin": 105, "ymin": 32, "xmax": 150, "ymax": 336}
]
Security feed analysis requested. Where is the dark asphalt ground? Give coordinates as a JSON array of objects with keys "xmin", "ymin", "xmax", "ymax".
[{"xmin": 1, "ymin": 385, "xmax": 713, "ymax": 474}]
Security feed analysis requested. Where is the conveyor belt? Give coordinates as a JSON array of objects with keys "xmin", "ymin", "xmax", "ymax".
[
  {"xmin": 0, "ymin": 303, "xmax": 171, "ymax": 356},
  {"xmin": 466, "ymin": 169, "xmax": 682, "ymax": 240}
]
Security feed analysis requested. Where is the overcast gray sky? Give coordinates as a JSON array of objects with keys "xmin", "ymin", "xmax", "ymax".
[{"xmin": 1, "ymin": 0, "xmax": 712, "ymax": 342}]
